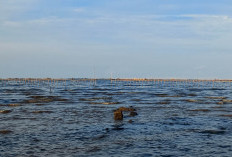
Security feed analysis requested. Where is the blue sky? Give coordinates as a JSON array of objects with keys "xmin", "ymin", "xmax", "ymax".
[{"xmin": 1, "ymin": 0, "xmax": 232, "ymax": 78}]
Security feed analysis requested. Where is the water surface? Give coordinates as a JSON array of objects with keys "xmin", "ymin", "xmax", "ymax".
[{"xmin": 1, "ymin": 80, "xmax": 232, "ymax": 157}]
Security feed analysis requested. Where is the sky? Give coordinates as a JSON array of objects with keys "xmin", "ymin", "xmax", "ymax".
[{"xmin": 1, "ymin": 0, "xmax": 232, "ymax": 79}]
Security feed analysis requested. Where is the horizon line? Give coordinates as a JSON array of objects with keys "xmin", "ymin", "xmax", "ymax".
[{"xmin": 1, "ymin": 78, "xmax": 232, "ymax": 82}]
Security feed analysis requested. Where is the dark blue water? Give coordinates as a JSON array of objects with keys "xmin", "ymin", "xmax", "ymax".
[{"xmin": 1, "ymin": 80, "xmax": 232, "ymax": 157}]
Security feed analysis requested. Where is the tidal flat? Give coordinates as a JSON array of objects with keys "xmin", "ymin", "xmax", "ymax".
[{"xmin": 1, "ymin": 79, "xmax": 232, "ymax": 157}]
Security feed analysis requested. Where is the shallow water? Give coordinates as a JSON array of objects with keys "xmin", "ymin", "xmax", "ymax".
[{"xmin": 1, "ymin": 80, "xmax": 232, "ymax": 157}]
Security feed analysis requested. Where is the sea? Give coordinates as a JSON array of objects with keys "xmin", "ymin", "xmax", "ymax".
[{"xmin": 1, "ymin": 79, "xmax": 232, "ymax": 157}]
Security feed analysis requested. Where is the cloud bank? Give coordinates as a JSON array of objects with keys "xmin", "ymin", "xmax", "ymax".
[{"xmin": 1, "ymin": 0, "xmax": 232, "ymax": 78}]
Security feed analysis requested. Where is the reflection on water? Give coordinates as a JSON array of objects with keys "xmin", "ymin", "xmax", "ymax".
[{"xmin": 1, "ymin": 80, "xmax": 232, "ymax": 157}]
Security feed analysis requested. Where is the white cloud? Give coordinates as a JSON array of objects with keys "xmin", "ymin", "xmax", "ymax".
[
  {"xmin": 1, "ymin": 13, "xmax": 232, "ymax": 55},
  {"xmin": 2, "ymin": 21, "xmax": 22, "ymax": 27},
  {"xmin": 27, "ymin": 16, "xmax": 71, "ymax": 25},
  {"xmin": 73, "ymin": 8, "xmax": 85, "ymax": 13},
  {"xmin": 0, "ymin": 0, "xmax": 38, "ymax": 20}
]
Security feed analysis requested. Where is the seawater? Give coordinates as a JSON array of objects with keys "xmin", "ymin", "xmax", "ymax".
[{"xmin": 1, "ymin": 80, "xmax": 232, "ymax": 157}]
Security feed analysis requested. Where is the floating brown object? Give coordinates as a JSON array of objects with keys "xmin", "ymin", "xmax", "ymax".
[
  {"xmin": 129, "ymin": 111, "xmax": 138, "ymax": 117},
  {"xmin": 35, "ymin": 104, "xmax": 46, "ymax": 106},
  {"xmin": 185, "ymin": 99, "xmax": 198, "ymax": 103},
  {"xmin": 102, "ymin": 102, "xmax": 120, "ymax": 105},
  {"xmin": 23, "ymin": 95, "xmax": 68, "ymax": 104},
  {"xmin": 212, "ymin": 106, "xmax": 223, "ymax": 108},
  {"xmin": 128, "ymin": 119, "xmax": 134, "ymax": 123},
  {"xmin": 0, "ymin": 110, "xmax": 12, "ymax": 114},
  {"xmin": 188, "ymin": 109, "xmax": 210, "ymax": 112},
  {"xmin": 114, "ymin": 106, "xmax": 137, "ymax": 120},
  {"xmin": 32, "ymin": 110, "xmax": 53, "ymax": 114},
  {"xmin": 114, "ymin": 110, "xmax": 123, "ymax": 120},
  {"xmin": 220, "ymin": 114, "xmax": 232, "ymax": 117},
  {"xmin": 155, "ymin": 94, "xmax": 169, "ymax": 97},
  {"xmin": 128, "ymin": 120, "xmax": 134, "ymax": 123},
  {"xmin": 8, "ymin": 104, "xmax": 20, "ymax": 107},
  {"xmin": 205, "ymin": 96, "xmax": 226, "ymax": 99},
  {"xmin": 217, "ymin": 101, "xmax": 224, "ymax": 105},
  {"xmin": 117, "ymin": 107, "xmax": 136, "ymax": 112},
  {"xmin": 222, "ymin": 99, "xmax": 232, "ymax": 103},
  {"xmin": 0, "ymin": 130, "xmax": 13, "ymax": 134}
]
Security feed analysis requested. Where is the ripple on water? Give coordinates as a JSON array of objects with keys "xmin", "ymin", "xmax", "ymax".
[{"xmin": 1, "ymin": 80, "xmax": 232, "ymax": 156}]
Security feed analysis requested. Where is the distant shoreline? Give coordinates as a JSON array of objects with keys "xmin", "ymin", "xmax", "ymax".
[{"xmin": 1, "ymin": 78, "xmax": 232, "ymax": 82}]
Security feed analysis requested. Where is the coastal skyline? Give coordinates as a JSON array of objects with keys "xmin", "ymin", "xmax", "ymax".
[{"xmin": 1, "ymin": 0, "xmax": 232, "ymax": 79}]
